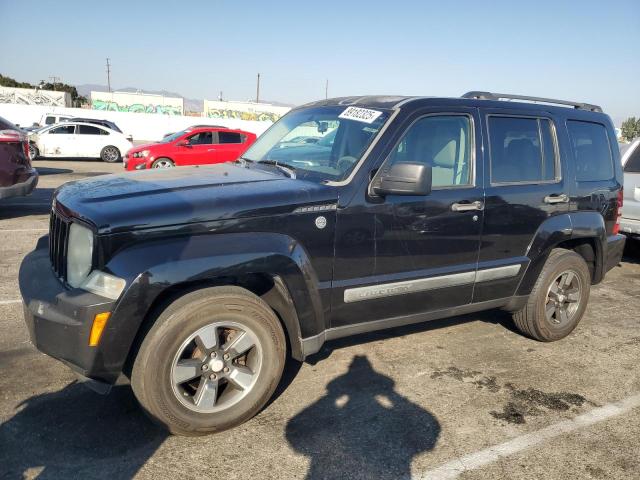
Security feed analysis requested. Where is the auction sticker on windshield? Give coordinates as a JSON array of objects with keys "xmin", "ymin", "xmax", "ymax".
[{"xmin": 339, "ymin": 106, "xmax": 383, "ymax": 124}]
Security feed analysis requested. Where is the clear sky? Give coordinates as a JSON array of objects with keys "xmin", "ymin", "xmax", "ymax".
[{"xmin": 1, "ymin": 0, "xmax": 638, "ymax": 123}]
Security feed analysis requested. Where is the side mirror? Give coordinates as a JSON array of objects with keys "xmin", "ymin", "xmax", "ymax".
[
  {"xmin": 373, "ymin": 162, "xmax": 432, "ymax": 196},
  {"xmin": 176, "ymin": 140, "xmax": 191, "ymax": 147}
]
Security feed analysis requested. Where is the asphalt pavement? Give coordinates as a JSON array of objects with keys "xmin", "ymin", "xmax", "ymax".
[{"xmin": 1, "ymin": 159, "xmax": 639, "ymax": 479}]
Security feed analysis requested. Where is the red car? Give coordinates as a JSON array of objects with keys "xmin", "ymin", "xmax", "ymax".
[
  {"xmin": 125, "ymin": 127, "xmax": 256, "ymax": 171},
  {"xmin": 0, "ymin": 116, "xmax": 38, "ymax": 200}
]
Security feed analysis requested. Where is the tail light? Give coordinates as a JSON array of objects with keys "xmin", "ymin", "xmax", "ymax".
[
  {"xmin": 613, "ymin": 188, "xmax": 623, "ymax": 235},
  {"xmin": 0, "ymin": 129, "xmax": 30, "ymax": 161},
  {"xmin": 0, "ymin": 129, "xmax": 23, "ymax": 143}
]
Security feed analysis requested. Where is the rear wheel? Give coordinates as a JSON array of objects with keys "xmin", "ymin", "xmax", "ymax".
[
  {"xmin": 151, "ymin": 158, "xmax": 175, "ymax": 168},
  {"xmin": 29, "ymin": 143, "xmax": 39, "ymax": 160},
  {"xmin": 100, "ymin": 145, "xmax": 121, "ymax": 163},
  {"xmin": 513, "ymin": 248, "xmax": 591, "ymax": 341},
  {"xmin": 131, "ymin": 286, "xmax": 286, "ymax": 436}
]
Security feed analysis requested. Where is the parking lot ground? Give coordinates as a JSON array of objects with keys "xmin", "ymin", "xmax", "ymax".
[{"xmin": 1, "ymin": 160, "xmax": 639, "ymax": 480}]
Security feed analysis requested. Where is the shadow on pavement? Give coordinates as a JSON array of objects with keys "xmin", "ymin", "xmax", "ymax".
[
  {"xmin": 286, "ymin": 355, "xmax": 440, "ymax": 480},
  {"xmin": 0, "ymin": 382, "xmax": 166, "ymax": 479},
  {"xmin": 622, "ymin": 236, "xmax": 640, "ymax": 264},
  {"xmin": 0, "ymin": 187, "xmax": 54, "ymax": 219}
]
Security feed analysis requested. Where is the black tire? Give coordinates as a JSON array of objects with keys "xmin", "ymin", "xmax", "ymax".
[
  {"xmin": 100, "ymin": 145, "xmax": 121, "ymax": 163},
  {"xmin": 29, "ymin": 143, "xmax": 39, "ymax": 160},
  {"xmin": 131, "ymin": 286, "xmax": 286, "ymax": 436},
  {"xmin": 151, "ymin": 157, "xmax": 175, "ymax": 168},
  {"xmin": 513, "ymin": 248, "xmax": 591, "ymax": 341}
]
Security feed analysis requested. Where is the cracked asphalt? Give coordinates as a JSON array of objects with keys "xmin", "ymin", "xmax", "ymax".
[{"xmin": 1, "ymin": 160, "xmax": 639, "ymax": 479}]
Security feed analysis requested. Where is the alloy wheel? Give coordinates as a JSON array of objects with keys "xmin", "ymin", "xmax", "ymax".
[
  {"xmin": 103, "ymin": 147, "xmax": 119, "ymax": 162},
  {"xmin": 545, "ymin": 269, "xmax": 582, "ymax": 326},
  {"xmin": 170, "ymin": 321, "xmax": 263, "ymax": 413},
  {"xmin": 153, "ymin": 160, "xmax": 174, "ymax": 168}
]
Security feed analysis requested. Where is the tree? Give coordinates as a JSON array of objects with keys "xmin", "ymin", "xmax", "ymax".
[
  {"xmin": 621, "ymin": 117, "xmax": 640, "ymax": 142},
  {"xmin": 0, "ymin": 73, "xmax": 88, "ymax": 106}
]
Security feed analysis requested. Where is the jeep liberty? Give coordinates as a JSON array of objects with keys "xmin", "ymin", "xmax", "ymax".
[{"xmin": 20, "ymin": 92, "xmax": 625, "ymax": 435}]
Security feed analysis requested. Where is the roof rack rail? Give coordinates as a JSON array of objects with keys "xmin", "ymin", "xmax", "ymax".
[{"xmin": 461, "ymin": 91, "xmax": 602, "ymax": 113}]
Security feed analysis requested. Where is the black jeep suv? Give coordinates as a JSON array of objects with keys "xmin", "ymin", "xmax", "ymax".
[{"xmin": 20, "ymin": 92, "xmax": 625, "ymax": 435}]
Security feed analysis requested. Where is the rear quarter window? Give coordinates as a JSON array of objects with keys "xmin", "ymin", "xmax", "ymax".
[{"xmin": 567, "ymin": 120, "xmax": 614, "ymax": 181}]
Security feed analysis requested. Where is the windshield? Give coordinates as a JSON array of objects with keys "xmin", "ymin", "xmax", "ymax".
[
  {"xmin": 242, "ymin": 105, "xmax": 391, "ymax": 182},
  {"xmin": 162, "ymin": 130, "xmax": 190, "ymax": 143}
]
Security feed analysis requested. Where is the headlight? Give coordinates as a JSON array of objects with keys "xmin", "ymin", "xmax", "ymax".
[
  {"xmin": 67, "ymin": 223, "xmax": 94, "ymax": 287},
  {"xmin": 80, "ymin": 271, "xmax": 126, "ymax": 300},
  {"xmin": 133, "ymin": 150, "xmax": 150, "ymax": 158}
]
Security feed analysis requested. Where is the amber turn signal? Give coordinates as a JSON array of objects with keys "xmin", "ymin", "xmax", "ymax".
[{"xmin": 89, "ymin": 312, "xmax": 111, "ymax": 346}]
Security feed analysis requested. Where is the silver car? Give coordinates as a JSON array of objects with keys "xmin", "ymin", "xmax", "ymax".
[{"xmin": 621, "ymin": 139, "xmax": 640, "ymax": 235}]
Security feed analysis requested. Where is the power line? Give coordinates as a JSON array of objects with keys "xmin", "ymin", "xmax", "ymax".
[
  {"xmin": 256, "ymin": 73, "xmax": 260, "ymax": 103},
  {"xmin": 106, "ymin": 58, "xmax": 112, "ymax": 93},
  {"xmin": 48, "ymin": 76, "xmax": 60, "ymax": 90}
]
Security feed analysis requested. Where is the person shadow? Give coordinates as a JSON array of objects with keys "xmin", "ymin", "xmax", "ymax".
[
  {"xmin": 285, "ymin": 355, "xmax": 440, "ymax": 480},
  {"xmin": 0, "ymin": 382, "xmax": 167, "ymax": 479}
]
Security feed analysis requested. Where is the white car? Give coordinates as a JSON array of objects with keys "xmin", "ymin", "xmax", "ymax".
[
  {"xmin": 29, "ymin": 122, "xmax": 133, "ymax": 163},
  {"xmin": 621, "ymin": 139, "xmax": 640, "ymax": 235}
]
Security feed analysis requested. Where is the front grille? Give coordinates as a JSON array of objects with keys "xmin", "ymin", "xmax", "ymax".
[{"xmin": 49, "ymin": 208, "xmax": 70, "ymax": 280}]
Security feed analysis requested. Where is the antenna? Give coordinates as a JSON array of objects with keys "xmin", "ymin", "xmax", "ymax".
[{"xmin": 325, "ymin": 79, "xmax": 328, "ymax": 99}]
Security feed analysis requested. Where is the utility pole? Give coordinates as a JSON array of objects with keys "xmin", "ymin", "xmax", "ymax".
[
  {"xmin": 325, "ymin": 79, "xmax": 329, "ymax": 99},
  {"xmin": 106, "ymin": 58, "xmax": 112, "ymax": 92},
  {"xmin": 48, "ymin": 76, "xmax": 60, "ymax": 90},
  {"xmin": 256, "ymin": 73, "xmax": 260, "ymax": 104}
]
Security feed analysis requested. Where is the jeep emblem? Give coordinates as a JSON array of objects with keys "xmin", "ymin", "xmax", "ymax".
[{"xmin": 315, "ymin": 216, "xmax": 327, "ymax": 229}]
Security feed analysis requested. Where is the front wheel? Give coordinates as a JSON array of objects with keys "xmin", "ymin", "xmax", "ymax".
[
  {"xmin": 513, "ymin": 248, "xmax": 591, "ymax": 341},
  {"xmin": 100, "ymin": 145, "xmax": 121, "ymax": 163},
  {"xmin": 131, "ymin": 286, "xmax": 286, "ymax": 436},
  {"xmin": 151, "ymin": 158, "xmax": 175, "ymax": 168}
]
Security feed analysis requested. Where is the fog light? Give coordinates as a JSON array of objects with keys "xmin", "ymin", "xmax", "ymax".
[
  {"xmin": 135, "ymin": 163, "xmax": 146, "ymax": 170},
  {"xmin": 89, "ymin": 312, "xmax": 111, "ymax": 346}
]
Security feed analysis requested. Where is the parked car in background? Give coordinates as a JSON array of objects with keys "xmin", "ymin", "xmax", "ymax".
[
  {"xmin": 620, "ymin": 138, "xmax": 640, "ymax": 236},
  {"xmin": 40, "ymin": 113, "xmax": 72, "ymax": 126},
  {"xmin": 62, "ymin": 117, "xmax": 132, "ymax": 141},
  {"xmin": 28, "ymin": 122, "xmax": 132, "ymax": 162},
  {"xmin": 125, "ymin": 126, "xmax": 256, "ymax": 170},
  {"xmin": 0, "ymin": 116, "xmax": 38, "ymax": 200},
  {"xmin": 162, "ymin": 125, "xmax": 227, "ymax": 138}
]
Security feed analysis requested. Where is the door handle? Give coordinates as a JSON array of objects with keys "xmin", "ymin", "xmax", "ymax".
[
  {"xmin": 207, "ymin": 148, "xmax": 216, "ymax": 152},
  {"xmin": 451, "ymin": 201, "xmax": 484, "ymax": 212},
  {"xmin": 544, "ymin": 194, "xmax": 569, "ymax": 204}
]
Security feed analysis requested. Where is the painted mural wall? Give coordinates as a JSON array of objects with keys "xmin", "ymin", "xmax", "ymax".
[
  {"xmin": 91, "ymin": 91, "xmax": 184, "ymax": 115},
  {"xmin": 0, "ymin": 86, "xmax": 71, "ymax": 107},
  {"xmin": 204, "ymin": 100, "xmax": 290, "ymax": 122}
]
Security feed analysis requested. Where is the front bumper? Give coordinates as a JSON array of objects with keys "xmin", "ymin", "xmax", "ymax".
[
  {"xmin": 605, "ymin": 234, "xmax": 626, "ymax": 273},
  {"xmin": 0, "ymin": 169, "xmax": 38, "ymax": 199},
  {"xmin": 19, "ymin": 237, "xmax": 118, "ymax": 384}
]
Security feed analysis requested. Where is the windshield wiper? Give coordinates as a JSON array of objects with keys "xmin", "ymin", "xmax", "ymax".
[
  {"xmin": 236, "ymin": 157, "xmax": 253, "ymax": 167},
  {"xmin": 257, "ymin": 160, "xmax": 296, "ymax": 179}
]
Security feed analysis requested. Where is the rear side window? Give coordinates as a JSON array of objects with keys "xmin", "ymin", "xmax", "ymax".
[
  {"xmin": 567, "ymin": 121, "xmax": 613, "ymax": 181},
  {"xmin": 218, "ymin": 132, "xmax": 243, "ymax": 144},
  {"xmin": 489, "ymin": 116, "xmax": 558, "ymax": 184},
  {"xmin": 45, "ymin": 116, "xmax": 56, "ymax": 125},
  {"xmin": 78, "ymin": 125, "xmax": 102, "ymax": 135},
  {"xmin": 623, "ymin": 144, "xmax": 640, "ymax": 173}
]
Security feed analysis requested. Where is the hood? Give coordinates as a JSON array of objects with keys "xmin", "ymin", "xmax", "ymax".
[
  {"xmin": 126, "ymin": 142, "xmax": 161, "ymax": 154},
  {"xmin": 54, "ymin": 163, "xmax": 337, "ymax": 234}
]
